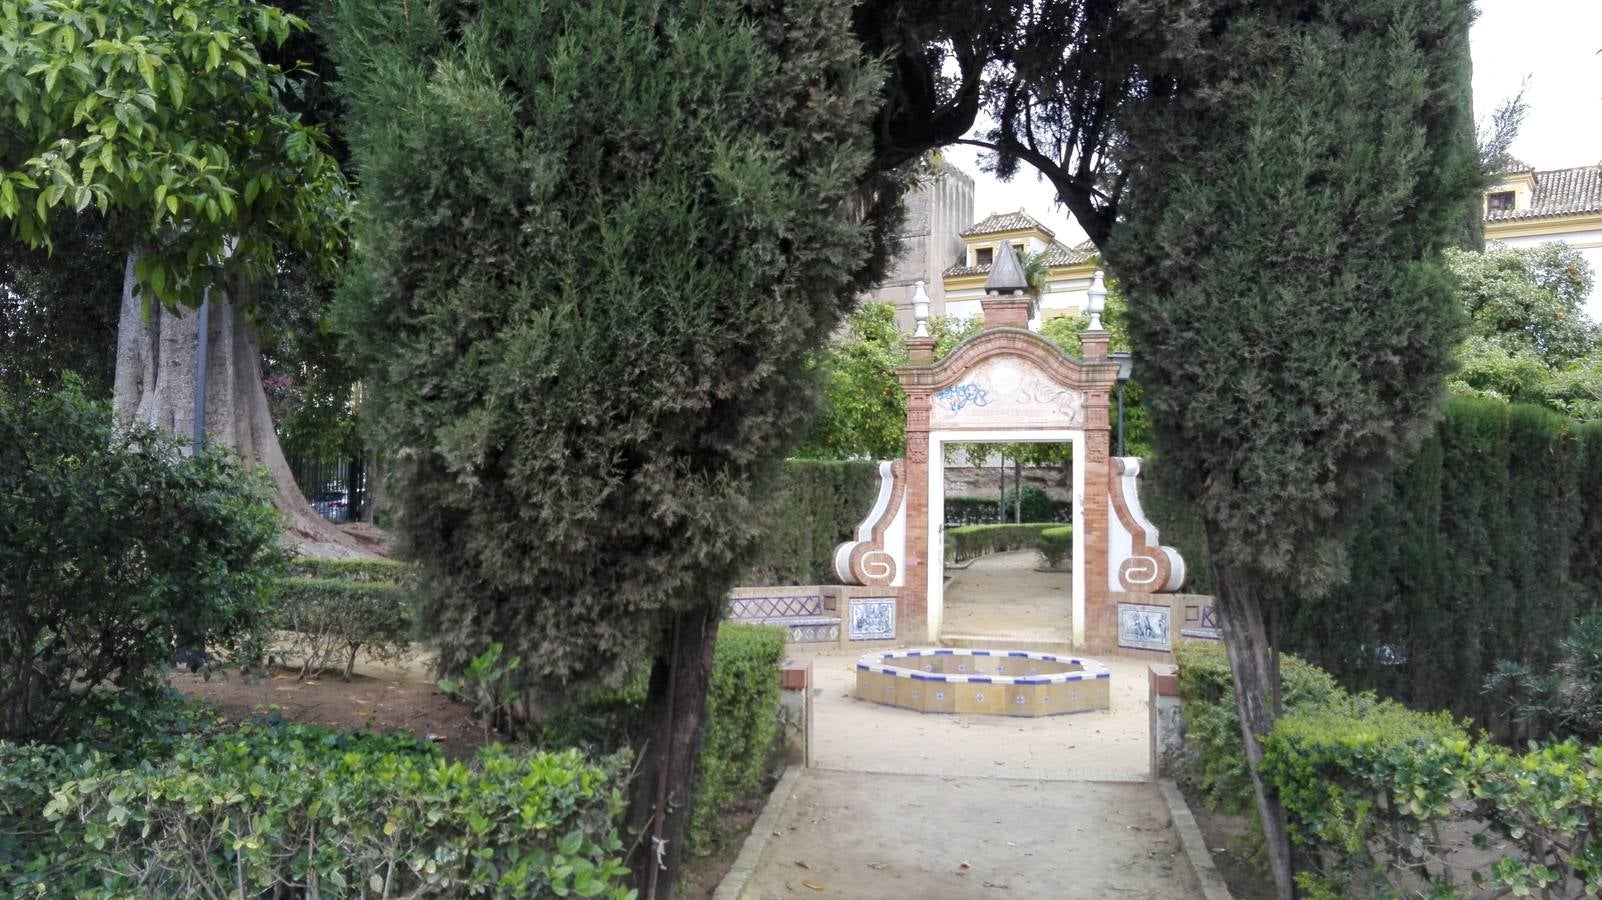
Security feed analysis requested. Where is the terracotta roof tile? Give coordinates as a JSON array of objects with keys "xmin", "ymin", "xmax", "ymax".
[
  {"xmin": 961, "ymin": 210, "xmax": 1055, "ymax": 238},
  {"xmin": 1487, "ymin": 165, "xmax": 1602, "ymax": 222},
  {"xmin": 942, "ymin": 240, "xmax": 1096, "ymax": 279}
]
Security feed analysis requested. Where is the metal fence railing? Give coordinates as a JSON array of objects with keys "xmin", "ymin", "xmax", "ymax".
[{"xmin": 288, "ymin": 456, "xmax": 367, "ymax": 523}]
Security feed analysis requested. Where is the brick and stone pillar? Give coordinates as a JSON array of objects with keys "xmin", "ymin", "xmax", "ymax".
[{"xmin": 901, "ymin": 335, "xmax": 936, "ymax": 642}]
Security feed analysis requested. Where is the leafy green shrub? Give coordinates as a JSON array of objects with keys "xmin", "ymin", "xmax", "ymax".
[
  {"xmin": 1035, "ymin": 526, "xmax": 1072, "ymax": 569},
  {"xmin": 0, "ymin": 723, "xmax": 632, "ymax": 898},
  {"xmin": 0, "ymin": 379, "xmax": 283, "ymax": 742},
  {"xmin": 287, "ymin": 556, "xmax": 416, "ymax": 585},
  {"xmin": 1174, "ymin": 641, "xmax": 1341, "ymax": 813},
  {"xmin": 688, "ymin": 624, "xmax": 786, "ymax": 855},
  {"xmin": 277, "ymin": 577, "xmax": 414, "ymax": 680},
  {"xmin": 1263, "ymin": 707, "xmax": 1602, "ymax": 898},
  {"xmin": 945, "ymin": 524, "xmax": 1059, "ymax": 564},
  {"xmin": 745, "ymin": 460, "xmax": 881, "ymax": 586},
  {"xmin": 946, "ymin": 495, "xmax": 1003, "ymax": 525},
  {"xmin": 1004, "ymin": 485, "xmax": 1066, "ymax": 523},
  {"xmin": 539, "ymin": 625, "xmax": 786, "ymax": 858},
  {"xmin": 947, "ymin": 493, "xmax": 1071, "ymax": 526},
  {"xmin": 1483, "ymin": 610, "xmax": 1602, "ymax": 744},
  {"xmin": 1181, "ymin": 642, "xmax": 1602, "ymax": 897}
]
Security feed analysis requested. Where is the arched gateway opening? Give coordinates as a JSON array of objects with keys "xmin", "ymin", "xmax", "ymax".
[{"xmin": 834, "ymin": 243, "xmax": 1188, "ymax": 652}]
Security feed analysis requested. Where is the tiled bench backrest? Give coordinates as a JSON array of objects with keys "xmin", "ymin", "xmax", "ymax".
[{"xmin": 728, "ymin": 594, "xmax": 825, "ymax": 621}]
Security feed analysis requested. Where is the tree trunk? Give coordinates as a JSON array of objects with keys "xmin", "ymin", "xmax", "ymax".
[
  {"xmin": 1013, "ymin": 458, "xmax": 1022, "ymax": 523},
  {"xmin": 1204, "ymin": 519, "xmax": 1296, "ymax": 899},
  {"xmin": 113, "ymin": 253, "xmax": 368, "ymax": 558},
  {"xmin": 624, "ymin": 603, "xmax": 721, "ymax": 899}
]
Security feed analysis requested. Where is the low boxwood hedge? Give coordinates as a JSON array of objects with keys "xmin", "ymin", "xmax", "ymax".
[
  {"xmin": 945, "ymin": 523, "xmax": 1058, "ymax": 563},
  {"xmin": 1176, "ymin": 641, "xmax": 1602, "ymax": 897},
  {"xmin": 1035, "ymin": 525, "xmax": 1072, "ymax": 569},
  {"xmin": 276, "ymin": 577, "xmax": 415, "ymax": 680},
  {"xmin": 0, "ymin": 723, "xmax": 632, "ymax": 899}
]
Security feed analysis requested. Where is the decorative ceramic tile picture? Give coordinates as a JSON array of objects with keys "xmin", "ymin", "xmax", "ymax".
[
  {"xmin": 849, "ymin": 597, "xmax": 896, "ymax": 641},
  {"xmin": 1118, "ymin": 602, "xmax": 1171, "ymax": 651}
]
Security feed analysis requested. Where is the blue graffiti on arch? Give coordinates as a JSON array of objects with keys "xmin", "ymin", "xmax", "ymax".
[{"xmin": 935, "ymin": 382, "xmax": 990, "ymax": 413}]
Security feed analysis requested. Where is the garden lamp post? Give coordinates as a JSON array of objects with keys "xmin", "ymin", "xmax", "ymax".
[{"xmin": 1110, "ymin": 350, "xmax": 1133, "ymax": 456}]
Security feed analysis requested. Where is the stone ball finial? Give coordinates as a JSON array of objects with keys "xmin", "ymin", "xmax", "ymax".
[{"xmin": 984, "ymin": 240, "xmax": 1028, "ymax": 295}]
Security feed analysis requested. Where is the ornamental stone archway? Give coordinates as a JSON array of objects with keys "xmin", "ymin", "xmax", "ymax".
[{"xmin": 833, "ymin": 243, "xmax": 1189, "ymax": 653}]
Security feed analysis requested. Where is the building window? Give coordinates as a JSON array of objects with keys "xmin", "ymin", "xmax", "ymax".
[
  {"xmin": 975, "ymin": 246, "xmax": 993, "ymax": 266},
  {"xmin": 1487, "ymin": 191, "xmax": 1515, "ymax": 214}
]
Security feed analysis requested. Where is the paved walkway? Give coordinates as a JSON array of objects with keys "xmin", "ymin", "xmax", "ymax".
[
  {"xmin": 942, "ymin": 550, "xmax": 1073, "ymax": 642},
  {"xmin": 731, "ymin": 644, "xmax": 1203, "ymax": 899},
  {"xmin": 737, "ymin": 769, "xmax": 1200, "ymax": 899}
]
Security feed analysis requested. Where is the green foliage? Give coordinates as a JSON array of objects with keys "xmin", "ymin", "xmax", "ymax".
[
  {"xmin": 275, "ymin": 576, "xmax": 413, "ymax": 681},
  {"xmin": 1483, "ymin": 611, "xmax": 1602, "ymax": 744},
  {"xmin": 687, "ymin": 624, "xmax": 786, "ymax": 855},
  {"xmin": 0, "ymin": 378, "xmax": 283, "ymax": 743},
  {"xmin": 1450, "ymin": 244, "xmax": 1597, "ymax": 369},
  {"xmin": 1283, "ymin": 396, "xmax": 1602, "ymax": 723},
  {"xmin": 330, "ymin": 0, "xmax": 889, "ymax": 701},
  {"xmin": 1265, "ymin": 710, "xmax": 1602, "ymax": 898},
  {"xmin": 744, "ymin": 460, "xmax": 881, "ymax": 586},
  {"xmin": 536, "ymin": 625, "xmax": 784, "ymax": 860},
  {"xmin": 0, "ymin": 0, "xmax": 347, "ymax": 308},
  {"xmin": 1173, "ymin": 642, "xmax": 1342, "ymax": 814},
  {"xmin": 1108, "ymin": 0, "xmax": 1478, "ymax": 597},
  {"xmin": 1035, "ymin": 525, "xmax": 1072, "ymax": 569},
  {"xmin": 439, "ymin": 643, "xmax": 524, "ymax": 745},
  {"xmin": 945, "ymin": 524, "xmax": 1059, "ymax": 564},
  {"xmin": 1448, "ymin": 244, "xmax": 1602, "ymax": 421},
  {"xmin": 1004, "ymin": 485, "xmax": 1063, "ymax": 523},
  {"xmin": 0, "ymin": 215, "xmax": 121, "ymax": 394},
  {"xmin": 0, "ymin": 723, "xmax": 633, "ymax": 898},
  {"xmin": 796, "ymin": 303, "xmax": 907, "ymax": 460},
  {"xmin": 946, "ymin": 495, "xmax": 1005, "ymax": 525},
  {"xmin": 1181, "ymin": 642, "xmax": 1602, "ymax": 897},
  {"xmin": 287, "ymin": 556, "xmax": 415, "ymax": 583},
  {"xmin": 795, "ymin": 304, "xmax": 986, "ymax": 460}
]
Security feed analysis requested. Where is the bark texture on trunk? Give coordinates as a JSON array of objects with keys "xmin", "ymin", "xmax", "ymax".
[
  {"xmin": 624, "ymin": 604, "xmax": 720, "ymax": 900},
  {"xmin": 113, "ymin": 253, "xmax": 368, "ymax": 558},
  {"xmin": 1205, "ymin": 520, "xmax": 1296, "ymax": 899}
]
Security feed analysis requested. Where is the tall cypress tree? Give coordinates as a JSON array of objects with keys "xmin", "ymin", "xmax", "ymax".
[
  {"xmin": 1105, "ymin": 1, "xmax": 1478, "ymax": 893},
  {"xmin": 328, "ymin": 0, "xmax": 890, "ymax": 893}
]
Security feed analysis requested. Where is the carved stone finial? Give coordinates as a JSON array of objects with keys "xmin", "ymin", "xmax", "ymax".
[
  {"xmin": 984, "ymin": 241, "xmax": 1028, "ymax": 295},
  {"xmin": 911, "ymin": 281, "xmax": 931, "ymax": 337}
]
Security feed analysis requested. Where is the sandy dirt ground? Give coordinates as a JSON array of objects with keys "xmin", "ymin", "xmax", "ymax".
[
  {"xmin": 738, "ymin": 770, "xmax": 1198, "ymax": 900},
  {"xmin": 942, "ymin": 551, "xmax": 1074, "ymax": 641}
]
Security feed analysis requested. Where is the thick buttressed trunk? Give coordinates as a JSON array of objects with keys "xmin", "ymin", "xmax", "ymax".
[
  {"xmin": 624, "ymin": 604, "xmax": 720, "ymax": 899},
  {"xmin": 113, "ymin": 253, "xmax": 368, "ymax": 558},
  {"xmin": 1205, "ymin": 520, "xmax": 1296, "ymax": 899}
]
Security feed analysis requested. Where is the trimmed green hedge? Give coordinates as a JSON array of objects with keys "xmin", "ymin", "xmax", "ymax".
[
  {"xmin": 0, "ymin": 724, "xmax": 632, "ymax": 898},
  {"xmin": 945, "ymin": 523, "xmax": 1057, "ymax": 563},
  {"xmin": 745, "ymin": 460, "xmax": 880, "ymax": 586},
  {"xmin": 1178, "ymin": 641, "xmax": 1602, "ymax": 897},
  {"xmin": 1284, "ymin": 396, "xmax": 1602, "ymax": 721},
  {"xmin": 288, "ymin": 556, "xmax": 415, "ymax": 584},
  {"xmin": 1174, "ymin": 642, "xmax": 1342, "ymax": 813},
  {"xmin": 688, "ymin": 623, "xmax": 787, "ymax": 855},
  {"xmin": 1036, "ymin": 525, "xmax": 1072, "ymax": 569},
  {"xmin": 276, "ymin": 577, "xmax": 415, "ymax": 680}
]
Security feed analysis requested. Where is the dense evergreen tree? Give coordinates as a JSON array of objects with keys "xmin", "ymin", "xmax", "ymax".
[
  {"xmin": 1104, "ymin": 1, "xmax": 1479, "ymax": 893},
  {"xmin": 328, "ymin": 0, "xmax": 890, "ymax": 891}
]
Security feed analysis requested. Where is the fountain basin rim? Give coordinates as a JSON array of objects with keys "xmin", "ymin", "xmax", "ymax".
[{"xmin": 856, "ymin": 647, "xmax": 1110, "ymax": 686}]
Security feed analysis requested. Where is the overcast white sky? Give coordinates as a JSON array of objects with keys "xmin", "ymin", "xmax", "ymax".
[{"xmin": 951, "ymin": 0, "xmax": 1602, "ymax": 244}]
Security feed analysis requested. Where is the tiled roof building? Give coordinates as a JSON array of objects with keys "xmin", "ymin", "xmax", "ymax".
[{"xmin": 1483, "ymin": 163, "xmax": 1602, "ymax": 319}]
